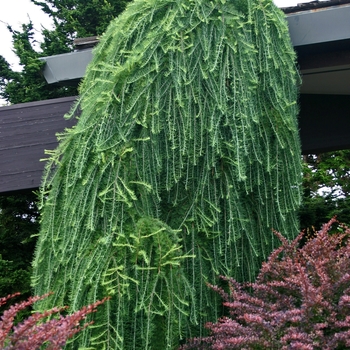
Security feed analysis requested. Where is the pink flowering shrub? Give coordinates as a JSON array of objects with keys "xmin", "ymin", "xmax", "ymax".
[
  {"xmin": 182, "ymin": 218, "xmax": 350, "ymax": 349},
  {"xmin": 0, "ymin": 292, "xmax": 108, "ymax": 349}
]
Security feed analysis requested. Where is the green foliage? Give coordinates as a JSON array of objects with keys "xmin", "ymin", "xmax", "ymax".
[
  {"xmin": 0, "ymin": 192, "xmax": 39, "ymax": 301},
  {"xmin": 32, "ymin": 0, "xmax": 130, "ymax": 39},
  {"xmin": 303, "ymin": 151, "xmax": 350, "ymax": 197},
  {"xmin": 300, "ymin": 151, "xmax": 350, "ymax": 233},
  {"xmin": 33, "ymin": 0, "xmax": 302, "ymax": 348}
]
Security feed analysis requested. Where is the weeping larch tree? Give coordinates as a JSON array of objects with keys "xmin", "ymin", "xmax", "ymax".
[{"xmin": 32, "ymin": 0, "xmax": 302, "ymax": 348}]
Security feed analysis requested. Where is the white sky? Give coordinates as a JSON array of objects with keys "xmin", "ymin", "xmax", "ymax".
[
  {"xmin": 0, "ymin": 0, "xmax": 308, "ymax": 71},
  {"xmin": 0, "ymin": 0, "xmax": 54, "ymax": 70}
]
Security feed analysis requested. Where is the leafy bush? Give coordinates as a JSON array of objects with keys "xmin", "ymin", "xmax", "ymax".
[
  {"xmin": 0, "ymin": 292, "xmax": 108, "ymax": 349},
  {"xmin": 181, "ymin": 218, "xmax": 350, "ymax": 349}
]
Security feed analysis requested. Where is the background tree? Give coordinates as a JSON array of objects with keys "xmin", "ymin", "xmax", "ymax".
[
  {"xmin": 32, "ymin": 0, "xmax": 130, "ymax": 40},
  {"xmin": 300, "ymin": 150, "xmax": 350, "ymax": 234},
  {"xmin": 0, "ymin": 22, "xmax": 76, "ymax": 105},
  {"xmin": 0, "ymin": 192, "xmax": 39, "ymax": 302},
  {"xmin": 0, "ymin": 0, "xmax": 131, "ymax": 105},
  {"xmin": 32, "ymin": 0, "xmax": 302, "ymax": 348}
]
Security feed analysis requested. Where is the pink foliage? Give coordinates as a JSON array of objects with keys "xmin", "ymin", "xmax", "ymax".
[
  {"xmin": 0, "ymin": 292, "xmax": 108, "ymax": 349},
  {"xmin": 182, "ymin": 218, "xmax": 350, "ymax": 349}
]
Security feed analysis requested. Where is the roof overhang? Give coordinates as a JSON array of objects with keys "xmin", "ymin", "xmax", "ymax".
[
  {"xmin": 40, "ymin": 49, "xmax": 93, "ymax": 85},
  {"xmin": 286, "ymin": 2, "xmax": 350, "ymax": 95},
  {"xmin": 40, "ymin": 1, "xmax": 350, "ymax": 95},
  {"xmin": 286, "ymin": 2, "xmax": 350, "ymax": 47}
]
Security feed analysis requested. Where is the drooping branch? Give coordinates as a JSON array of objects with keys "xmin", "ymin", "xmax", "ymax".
[{"xmin": 33, "ymin": 0, "xmax": 302, "ymax": 348}]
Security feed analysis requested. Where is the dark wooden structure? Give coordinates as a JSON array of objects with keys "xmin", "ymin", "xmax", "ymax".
[
  {"xmin": 0, "ymin": 97, "xmax": 76, "ymax": 193},
  {"xmin": 1, "ymin": 0, "xmax": 350, "ymax": 194}
]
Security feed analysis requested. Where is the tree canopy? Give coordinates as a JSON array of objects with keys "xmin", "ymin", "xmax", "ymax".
[
  {"xmin": 0, "ymin": 21, "xmax": 76, "ymax": 104},
  {"xmin": 32, "ymin": 0, "xmax": 130, "ymax": 39},
  {"xmin": 300, "ymin": 150, "xmax": 350, "ymax": 233}
]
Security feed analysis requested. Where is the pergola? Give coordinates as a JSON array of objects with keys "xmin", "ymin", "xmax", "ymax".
[{"xmin": 1, "ymin": 0, "xmax": 350, "ymax": 194}]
